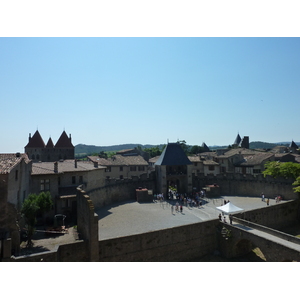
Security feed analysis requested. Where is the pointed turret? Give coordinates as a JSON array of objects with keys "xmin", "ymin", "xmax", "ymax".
[
  {"xmin": 55, "ymin": 131, "xmax": 74, "ymax": 148},
  {"xmin": 289, "ymin": 140, "xmax": 298, "ymax": 149},
  {"xmin": 233, "ymin": 133, "xmax": 241, "ymax": 146},
  {"xmin": 46, "ymin": 137, "xmax": 54, "ymax": 148},
  {"xmin": 155, "ymin": 143, "xmax": 192, "ymax": 166},
  {"xmin": 25, "ymin": 130, "xmax": 45, "ymax": 148},
  {"xmin": 201, "ymin": 142, "xmax": 210, "ymax": 152}
]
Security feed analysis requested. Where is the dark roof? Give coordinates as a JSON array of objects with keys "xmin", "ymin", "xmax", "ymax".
[
  {"xmin": 55, "ymin": 131, "xmax": 74, "ymax": 148},
  {"xmin": 25, "ymin": 130, "xmax": 45, "ymax": 148},
  {"xmin": 289, "ymin": 141, "xmax": 298, "ymax": 149},
  {"xmin": 201, "ymin": 142, "xmax": 210, "ymax": 152},
  {"xmin": 46, "ymin": 137, "xmax": 54, "ymax": 148},
  {"xmin": 233, "ymin": 133, "xmax": 241, "ymax": 145},
  {"xmin": 155, "ymin": 143, "xmax": 192, "ymax": 166}
]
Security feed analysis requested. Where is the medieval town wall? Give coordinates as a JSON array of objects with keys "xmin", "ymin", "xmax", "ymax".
[
  {"xmin": 193, "ymin": 173, "xmax": 297, "ymax": 200},
  {"xmin": 98, "ymin": 219, "xmax": 219, "ymax": 262},
  {"xmin": 88, "ymin": 172, "xmax": 156, "ymax": 210}
]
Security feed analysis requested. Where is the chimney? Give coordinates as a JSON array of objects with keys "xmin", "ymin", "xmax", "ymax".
[
  {"xmin": 54, "ymin": 161, "xmax": 58, "ymax": 173},
  {"xmin": 69, "ymin": 134, "xmax": 72, "ymax": 143},
  {"xmin": 29, "ymin": 133, "xmax": 31, "ymax": 143},
  {"xmin": 94, "ymin": 161, "xmax": 98, "ymax": 168},
  {"xmin": 75, "ymin": 159, "xmax": 77, "ymax": 168}
]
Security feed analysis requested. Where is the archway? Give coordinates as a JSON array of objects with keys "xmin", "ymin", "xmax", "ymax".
[
  {"xmin": 167, "ymin": 179, "xmax": 180, "ymax": 199},
  {"xmin": 235, "ymin": 239, "xmax": 266, "ymax": 262}
]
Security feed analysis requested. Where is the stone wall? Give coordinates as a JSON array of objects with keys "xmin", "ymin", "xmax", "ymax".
[
  {"xmin": 193, "ymin": 173, "xmax": 297, "ymax": 200},
  {"xmin": 77, "ymin": 187, "xmax": 99, "ymax": 261},
  {"xmin": 234, "ymin": 198, "xmax": 300, "ymax": 230},
  {"xmin": 88, "ymin": 173, "xmax": 156, "ymax": 209},
  {"xmin": 98, "ymin": 219, "xmax": 220, "ymax": 262}
]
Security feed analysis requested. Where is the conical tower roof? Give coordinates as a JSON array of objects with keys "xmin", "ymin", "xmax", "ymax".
[
  {"xmin": 155, "ymin": 143, "xmax": 192, "ymax": 166},
  {"xmin": 46, "ymin": 137, "xmax": 54, "ymax": 148},
  {"xmin": 289, "ymin": 140, "xmax": 298, "ymax": 149},
  {"xmin": 201, "ymin": 142, "xmax": 210, "ymax": 152},
  {"xmin": 55, "ymin": 131, "xmax": 74, "ymax": 148},
  {"xmin": 25, "ymin": 130, "xmax": 45, "ymax": 148},
  {"xmin": 233, "ymin": 133, "xmax": 241, "ymax": 145}
]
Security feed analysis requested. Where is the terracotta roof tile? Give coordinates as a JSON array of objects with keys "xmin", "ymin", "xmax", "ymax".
[{"xmin": 0, "ymin": 153, "xmax": 30, "ymax": 174}]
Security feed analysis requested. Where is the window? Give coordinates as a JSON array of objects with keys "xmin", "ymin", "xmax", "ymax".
[
  {"xmin": 58, "ymin": 177, "xmax": 61, "ymax": 186},
  {"xmin": 72, "ymin": 176, "xmax": 76, "ymax": 184},
  {"xmin": 253, "ymin": 169, "xmax": 261, "ymax": 174},
  {"xmin": 208, "ymin": 165, "xmax": 215, "ymax": 171},
  {"xmin": 120, "ymin": 175, "xmax": 123, "ymax": 179},
  {"xmin": 130, "ymin": 166, "xmax": 137, "ymax": 171},
  {"xmin": 120, "ymin": 166, "xmax": 123, "ymax": 172},
  {"xmin": 40, "ymin": 179, "xmax": 50, "ymax": 191},
  {"xmin": 138, "ymin": 166, "xmax": 145, "ymax": 171},
  {"xmin": 105, "ymin": 167, "xmax": 111, "ymax": 172},
  {"xmin": 79, "ymin": 176, "xmax": 83, "ymax": 184}
]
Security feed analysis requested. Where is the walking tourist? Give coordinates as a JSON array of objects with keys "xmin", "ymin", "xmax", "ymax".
[{"xmin": 229, "ymin": 214, "xmax": 233, "ymax": 224}]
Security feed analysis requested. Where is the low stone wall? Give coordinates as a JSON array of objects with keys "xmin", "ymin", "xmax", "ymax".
[
  {"xmin": 193, "ymin": 173, "xmax": 296, "ymax": 200},
  {"xmin": 98, "ymin": 219, "xmax": 220, "ymax": 262},
  {"xmin": 234, "ymin": 199, "xmax": 300, "ymax": 230},
  {"xmin": 10, "ymin": 240, "xmax": 88, "ymax": 262},
  {"xmin": 88, "ymin": 173, "xmax": 156, "ymax": 210}
]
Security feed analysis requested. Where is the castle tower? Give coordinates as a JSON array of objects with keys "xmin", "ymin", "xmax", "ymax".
[
  {"xmin": 25, "ymin": 130, "xmax": 45, "ymax": 161},
  {"xmin": 155, "ymin": 142, "xmax": 192, "ymax": 197}
]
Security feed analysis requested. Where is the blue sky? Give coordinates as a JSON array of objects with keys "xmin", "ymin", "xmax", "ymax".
[{"xmin": 1, "ymin": 37, "xmax": 300, "ymax": 152}]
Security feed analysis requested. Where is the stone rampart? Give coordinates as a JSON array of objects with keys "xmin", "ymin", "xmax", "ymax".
[
  {"xmin": 88, "ymin": 173, "xmax": 156, "ymax": 210},
  {"xmin": 98, "ymin": 219, "xmax": 220, "ymax": 262},
  {"xmin": 193, "ymin": 173, "xmax": 296, "ymax": 199},
  {"xmin": 77, "ymin": 187, "xmax": 99, "ymax": 261}
]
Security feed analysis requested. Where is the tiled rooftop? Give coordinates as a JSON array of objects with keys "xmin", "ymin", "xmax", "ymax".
[
  {"xmin": 88, "ymin": 154, "xmax": 148, "ymax": 166},
  {"xmin": 0, "ymin": 153, "xmax": 30, "ymax": 174},
  {"xmin": 32, "ymin": 160, "xmax": 105, "ymax": 175}
]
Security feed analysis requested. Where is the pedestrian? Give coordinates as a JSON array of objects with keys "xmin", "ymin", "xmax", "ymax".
[
  {"xmin": 267, "ymin": 198, "xmax": 269, "ymax": 206},
  {"xmin": 261, "ymin": 192, "xmax": 265, "ymax": 202},
  {"xmin": 171, "ymin": 205, "xmax": 174, "ymax": 214},
  {"xmin": 199, "ymin": 200, "xmax": 202, "ymax": 208},
  {"xmin": 223, "ymin": 216, "xmax": 227, "ymax": 223},
  {"xmin": 218, "ymin": 213, "xmax": 222, "ymax": 221},
  {"xmin": 180, "ymin": 205, "xmax": 183, "ymax": 213},
  {"xmin": 229, "ymin": 214, "xmax": 233, "ymax": 225}
]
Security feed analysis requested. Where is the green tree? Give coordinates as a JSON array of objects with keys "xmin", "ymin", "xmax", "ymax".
[
  {"xmin": 21, "ymin": 192, "xmax": 53, "ymax": 247},
  {"xmin": 263, "ymin": 161, "xmax": 300, "ymax": 194}
]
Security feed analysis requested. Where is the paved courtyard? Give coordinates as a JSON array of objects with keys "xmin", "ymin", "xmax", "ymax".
[{"xmin": 96, "ymin": 196, "xmax": 284, "ymax": 240}]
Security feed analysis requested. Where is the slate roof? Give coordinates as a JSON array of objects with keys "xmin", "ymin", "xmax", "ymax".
[
  {"xmin": 25, "ymin": 130, "xmax": 45, "ymax": 148},
  {"xmin": 46, "ymin": 137, "xmax": 54, "ymax": 148},
  {"xmin": 0, "ymin": 153, "xmax": 30, "ymax": 174},
  {"xmin": 233, "ymin": 133, "xmax": 242, "ymax": 145},
  {"xmin": 55, "ymin": 131, "xmax": 74, "ymax": 148},
  {"xmin": 155, "ymin": 143, "xmax": 192, "ymax": 166},
  {"xmin": 289, "ymin": 141, "xmax": 298, "ymax": 149},
  {"xmin": 31, "ymin": 160, "xmax": 105, "ymax": 175},
  {"xmin": 216, "ymin": 148, "xmax": 256, "ymax": 158},
  {"xmin": 88, "ymin": 154, "xmax": 148, "ymax": 166},
  {"xmin": 201, "ymin": 142, "xmax": 210, "ymax": 152}
]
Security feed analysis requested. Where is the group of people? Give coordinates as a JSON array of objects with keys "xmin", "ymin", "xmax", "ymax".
[{"xmin": 219, "ymin": 213, "xmax": 233, "ymax": 224}]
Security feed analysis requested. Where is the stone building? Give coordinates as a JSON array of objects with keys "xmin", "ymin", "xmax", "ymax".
[
  {"xmin": 31, "ymin": 159, "xmax": 106, "ymax": 221},
  {"xmin": 0, "ymin": 153, "xmax": 31, "ymax": 255},
  {"xmin": 155, "ymin": 142, "xmax": 193, "ymax": 198},
  {"xmin": 25, "ymin": 130, "xmax": 75, "ymax": 162},
  {"xmin": 88, "ymin": 150, "xmax": 149, "ymax": 180}
]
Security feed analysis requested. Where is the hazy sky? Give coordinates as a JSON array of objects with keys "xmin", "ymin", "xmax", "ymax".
[{"xmin": 1, "ymin": 37, "xmax": 300, "ymax": 152}]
